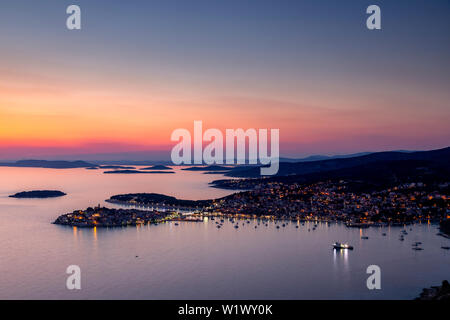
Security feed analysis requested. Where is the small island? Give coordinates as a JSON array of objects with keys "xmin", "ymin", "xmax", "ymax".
[
  {"xmin": 99, "ymin": 165, "xmax": 136, "ymax": 169},
  {"xmin": 181, "ymin": 165, "xmax": 233, "ymax": 172},
  {"xmin": 103, "ymin": 170, "xmax": 175, "ymax": 174},
  {"xmin": 140, "ymin": 165, "xmax": 173, "ymax": 170},
  {"xmin": 9, "ymin": 190, "xmax": 66, "ymax": 198}
]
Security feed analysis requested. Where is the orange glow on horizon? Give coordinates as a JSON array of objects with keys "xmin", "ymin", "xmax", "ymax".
[{"xmin": 1, "ymin": 62, "xmax": 449, "ymax": 158}]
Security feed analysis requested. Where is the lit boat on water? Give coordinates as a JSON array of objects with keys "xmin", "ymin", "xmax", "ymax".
[{"xmin": 332, "ymin": 242, "xmax": 354, "ymax": 250}]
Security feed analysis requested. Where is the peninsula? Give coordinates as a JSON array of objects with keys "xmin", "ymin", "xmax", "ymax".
[
  {"xmin": 53, "ymin": 206, "xmax": 170, "ymax": 228},
  {"xmin": 106, "ymin": 193, "xmax": 212, "ymax": 208},
  {"xmin": 416, "ymin": 280, "xmax": 450, "ymax": 300}
]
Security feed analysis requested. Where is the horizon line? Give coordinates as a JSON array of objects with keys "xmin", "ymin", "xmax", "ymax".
[{"xmin": 1, "ymin": 146, "xmax": 448, "ymax": 163}]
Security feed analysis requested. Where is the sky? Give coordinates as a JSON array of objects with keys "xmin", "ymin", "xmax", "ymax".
[{"xmin": 0, "ymin": 0, "xmax": 449, "ymax": 160}]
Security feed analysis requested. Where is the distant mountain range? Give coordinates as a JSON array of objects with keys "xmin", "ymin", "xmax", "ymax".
[
  {"xmin": 0, "ymin": 148, "xmax": 447, "ymax": 173},
  {"xmin": 278, "ymin": 152, "xmax": 373, "ymax": 162},
  {"xmin": 223, "ymin": 147, "xmax": 450, "ymax": 178},
  {"xmin": 212, "ymin": 146, "xmax": 450, "ymax": 192},
  {"xmin": 279, "ymin": 150, "xmax": 418, "ymax": 163},
  {"xmin": 0, "ymin": 160, "xmax": 95, "ymax": 169}
]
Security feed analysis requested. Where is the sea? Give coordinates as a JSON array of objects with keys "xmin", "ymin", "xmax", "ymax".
[{"xmin": 0, "ymin": 166, "xmax": 449, "ymax": 299}]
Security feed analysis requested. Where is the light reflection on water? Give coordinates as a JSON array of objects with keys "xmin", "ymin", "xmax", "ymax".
[{"xmin": 333, "ymin": 248, "xmax": 349, "ymax": 270}]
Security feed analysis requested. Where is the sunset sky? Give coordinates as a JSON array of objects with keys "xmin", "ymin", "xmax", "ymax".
[{"xmin": 0, "ymin": 0, "xmax": 449, "ymax": 160}]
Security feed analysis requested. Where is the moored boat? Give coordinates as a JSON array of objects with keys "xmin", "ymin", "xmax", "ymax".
[
  {"xmin": 346, "ymin": 222, "xmax": 369, "ymax": 228},
  {"xmin": 332, "ymin": 242, "xmax": 353, "ymax": 250}
]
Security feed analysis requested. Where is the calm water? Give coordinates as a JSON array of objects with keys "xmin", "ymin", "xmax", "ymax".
[{"xmin": 0, "ymin": 167, "xmax": 449, "ymax": 299}]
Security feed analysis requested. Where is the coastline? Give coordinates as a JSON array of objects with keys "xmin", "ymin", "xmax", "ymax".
[{"xmin": 416, "ymin": 281, "xmax": 450, "ymax": 300}]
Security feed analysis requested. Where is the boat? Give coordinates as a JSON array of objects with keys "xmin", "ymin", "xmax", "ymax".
[
  {"xmin": 234, "ymin": 225, "xmax": 239, "ymax": 229},
  {"xmin": 346, "ymin": 222, "xmax": 369, "ymax": 228},
  {"xmin": 441, "ymin": 246, "xmax": 450, "ymax": 250},
  {"xmin": 361, "ymin": 236, "xmax": 369, "ymax": 239},
  {"xmin": 437, "ymin": 232, "xmax": 450, "ymax": 239},
  {"xmin": 372, "ymin": 222, "xmax": 385, "ymax": 227},
  {"xmin": 412, "ymin": 247, "xmax": 424, "ymax": 251},
  {"xmin": 382, "ymin": 233, "xmax": 387, "ymax": 236},
  {"xmin": 332, "ymin": 242, "xmax": 353, "ymax": 250}
]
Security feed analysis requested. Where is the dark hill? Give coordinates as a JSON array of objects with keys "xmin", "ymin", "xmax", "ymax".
[
  {"xmin": 212, "ymin": 157, "xmax": 450, "ymax": 193},
  {"xmin": 224, "ymin": 147, "xmax": 450, "ymax": 178}
]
